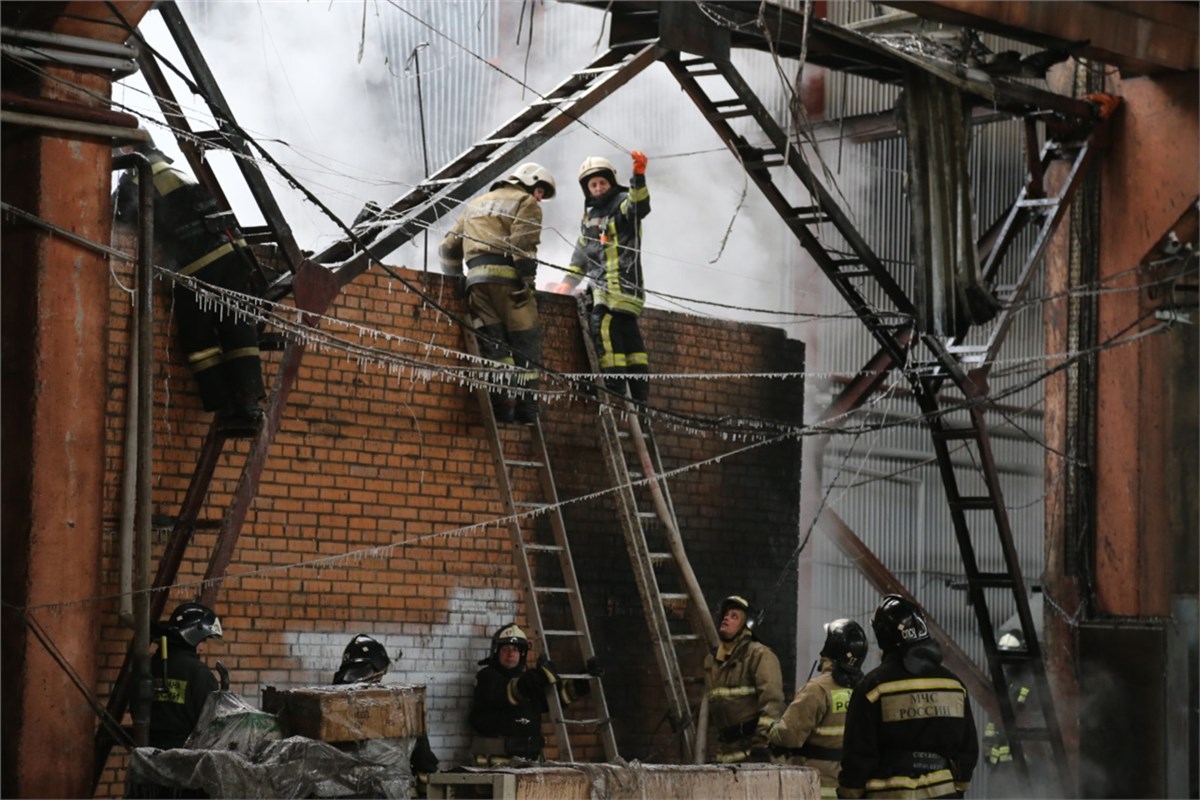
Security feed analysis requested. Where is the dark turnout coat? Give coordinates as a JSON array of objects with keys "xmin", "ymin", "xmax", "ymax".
[{"xmin": 838, "ymin": 642, "xmax": 978, "ymax": 799}]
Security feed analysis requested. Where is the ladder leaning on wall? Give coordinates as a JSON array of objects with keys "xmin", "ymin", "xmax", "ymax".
[
  {"xmin": 576, "ymin": 298, "xmax": 720, "ymax": 763},
  {"xmin": 464, "ymin": 329, "xmax": 619, "ymax": 763}
]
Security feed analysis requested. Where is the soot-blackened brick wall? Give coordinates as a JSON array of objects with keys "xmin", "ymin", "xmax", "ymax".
[{"xmin": 95, "ymin": 246, "xmax": 803, "ymax": 793}]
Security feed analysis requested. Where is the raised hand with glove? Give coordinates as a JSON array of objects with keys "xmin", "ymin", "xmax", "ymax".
[{"xmin": 631, "ymin": 150, "xmax": 648, "ymax": 175}]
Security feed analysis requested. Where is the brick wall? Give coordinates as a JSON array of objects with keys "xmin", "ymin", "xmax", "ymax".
[{"xmin": 95, "ymin": 231, "xmax": 803, "ymax": 794}]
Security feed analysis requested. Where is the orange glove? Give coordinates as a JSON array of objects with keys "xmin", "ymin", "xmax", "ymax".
[
  {"xmin": 631, "ymin": 150, "xmax": 648, "ymax": 175},
  {"xmin": 1084, "ymin": 93, "xmax": 1120, "ymax": 121}
]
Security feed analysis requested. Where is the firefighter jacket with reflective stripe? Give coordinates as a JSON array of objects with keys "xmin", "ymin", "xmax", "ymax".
[
  {"xmin": 703, "ymin": 629, "xmax": 785, "ymax": 761},
  {"xmin": 149, "ymin": 642, "xmax": 218, "ymax": 750},
  {"xmin": 133, "ymin": 157, "xmax": 245, "ymax": 276},
  {"xmin": 838, "ymin": 644, "xmax": 978, "ymax": 799},
  {"xmin": 469, "ymin": 658, "xmax": 589, "ymax": 759},
  {"xmin": 440, "ymin": 184, "xmax": 543, "ymax": 287},
  {"xmin": 769, "ymin": 669, "xmax": 853, "ymax": 793},
  {"xmin": 566, "ymin": 174, "xmax": 650, "ymax": 316}
]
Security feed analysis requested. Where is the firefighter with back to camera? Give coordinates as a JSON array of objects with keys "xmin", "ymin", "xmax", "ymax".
[
  {"xmin": 114, "ymin": 136, "xmax": 266, "ymax": 436},
  {"xmin": 768, "ymin": 618, "xmax": 868, "ymax": 796},
  {"xmin": 838, "ymin": 594, "xmax": 978, "ymax": 799},
  {"xmin": 439, "ymin": 163, "xmax": 556, "ymax": 424},
  {"xmin": 148, "ymin": 602, "xmax": 223, "ymax": 750},
  {"xmin": 468, "ymin": 622, "xmax": 602, "ymax": 765},
  {"xmin": 703, "ymin": 595, "xmax": 785, "ymax": 764}
]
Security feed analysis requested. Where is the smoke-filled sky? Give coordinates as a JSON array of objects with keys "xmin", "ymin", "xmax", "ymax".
[{"xmin": 115, "ymin": 0, "xmax": 835, "ymax": 336}]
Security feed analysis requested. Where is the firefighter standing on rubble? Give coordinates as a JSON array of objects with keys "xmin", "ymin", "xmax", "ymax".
[
  {"xmin": 768, "ymin": 618, "xmax": 868, "ymax": 796},
  {"xmin": 468, "ymin": 623, "xmax": 601, "ymax": 765},
  {"xmin": 439, "ymin": 163, "xmax": 556, "ymax": 424},
  {"xmin": 559, "ymin": 151, "xmax": 652, "ymax": 404},
  {"xmin": 114, "ymin": 136, "xmax": 266, "ymax": 435},
  {"xmin": 703, "ymin": 595, "xmax": 785, "ymax": 764},
  {"xmin": 838, "ymin": 595, "xmax": 978, "ymax": 799},
  {"xmin": 331, "ymin": 634, "xmax": 440, "ymax": 794}
]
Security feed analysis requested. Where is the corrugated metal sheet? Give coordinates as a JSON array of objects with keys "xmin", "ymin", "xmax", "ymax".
[{"xmin": 804, "ymin": 9, "xmax": 1051, "ymax": 778}]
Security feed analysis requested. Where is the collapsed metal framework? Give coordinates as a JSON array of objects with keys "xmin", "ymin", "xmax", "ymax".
[{"xmin": 97, "ymin": 1, "xmax": 1107, "ymax": 793}]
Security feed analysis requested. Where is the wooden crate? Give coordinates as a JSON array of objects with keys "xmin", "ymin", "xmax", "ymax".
[{"xmin": 261, "ymin": 683, "xmax": 426, "ymax": 743}]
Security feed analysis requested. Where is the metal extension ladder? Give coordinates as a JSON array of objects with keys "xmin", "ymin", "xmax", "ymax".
[
  {"xmin": 464, "ymin": 331, "xmax": 619, "ymax": 763},
  {"xmin": 577, "ymin": 300, "xmax": 719, "ymax": 761},
  {"xmin": 664, "ymin": 51, "xmax": 1098, "ymax": 794}
]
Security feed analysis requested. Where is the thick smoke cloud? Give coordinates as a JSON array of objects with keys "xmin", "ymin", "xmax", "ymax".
[{"xmin": 116, "ymin": 1, "xmax": 824, "ymax": 332}]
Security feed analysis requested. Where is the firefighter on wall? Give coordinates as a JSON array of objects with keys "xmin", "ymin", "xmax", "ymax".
[
  {"xmin": 703, "ymin": 595, "xmax": 785, "ymax": 764},
  {"xmin": 768, "ymin": 618, "xmax": 869, "ymax": 796},
  {"xmin": 559, "ymin": 151, "xmax": 653, "ymax": 404},
  {"xmin": 114, "ymin": 137, "xmax": 266, "ymax": 435},
  {"xmin": 838, "ymin": 595, "xmax": 978, "ymax": 799},
  {"xmin": 439, "ymin": 163, "xmax": 557, "ymax": 424}
]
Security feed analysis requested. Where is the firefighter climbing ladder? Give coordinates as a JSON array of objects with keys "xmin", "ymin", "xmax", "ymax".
[
  {"xmin": 664, "ymin": 51, "xmax": 1098, "ymax": 794},
  {"xmin": 464, "ymin": 331, "xmax": 619, "ymax": 762},
  {"xmin": 95, "ymin": 13, "xmax": 663, "ymax": 786},
  {"xmin": 577, "ymin": 300, "xmax": 720, "ymax": 762}
]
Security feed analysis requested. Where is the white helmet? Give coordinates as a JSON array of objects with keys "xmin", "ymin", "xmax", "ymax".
[
  {"xmin": 505, "ymin": 162, "xmax": 556, "ymax": 199},
  {"xmin": 578, "ymin": 156, "xmax": 619, "ymax": 195}
]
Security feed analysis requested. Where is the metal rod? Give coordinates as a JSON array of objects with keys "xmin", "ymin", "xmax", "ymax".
[
  {"xmin": 0, "ymin": 110, "xmax": 149, "ymax": 141},
  {"xmin": 0, "ymin": 24, "xmax": 138, "ymax": 58},
  {"xmin": 0, "ymin": 43, "xmax": 137, "ymax": 75},
  {"xmin": 0, "ymin": 89, "xmax": 141, "ymax": 128},
  {"xmin": 118, "ymin": 304, "xmax": 138, "ymax": 627},
  {"xmin": 412, "ymin": 43, "xmax": 431, "ymax": 272},
  {"xmin": 112, "ymin": 151, "xmax": 156, "ymax": 749}
]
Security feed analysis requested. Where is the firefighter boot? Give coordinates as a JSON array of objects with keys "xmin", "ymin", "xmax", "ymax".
[
  {"xmin": 218, "ymin": 357, "xmax": 265, "ymax": 437},
  {"xmin": 192, "ymin": 358, "xmax": 233, "ymax": 413},
  {"xmin": 491, "ymin": 392, "xmax": 516, "ymax": 424},
  {"xmin": 509, "ymin": 327, "xmax": 542, "ymax": 425},
  {"xmin": 514, "ymin": 395, "xmax": 539, "ymax": 425}
]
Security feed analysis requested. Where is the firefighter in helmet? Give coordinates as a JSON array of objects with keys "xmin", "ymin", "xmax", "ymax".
[
  {"xmin": 439, "ymin": 163, "xmax": 556, "ymax": 424},
  {"xmin": 703, "ymin": 595, "xmax": 785, "ymax": 763},
  {"xmin": 559, "ymin": 151, "xmax": 653, "ymax": 405},
  {"xmin": 769, "ymin": 618, "xmax": 868, "ymax": 796},
  {"xmin": 114, "ymin": 135, "xmax": 266, "ymax": 435},
  {"xmin": 468, "ymin": 622, "xmax": 600, "ymax": 765},
  {"xmin": 330, "ymin": 634, "xmax": 439, "ymax": 791},
  {"xmin": 149, "ymin": 602, "xmax": 223, "ymax": 749},
  {"xmin": 838, "ymin": 595, "xmax": 978, "ymax": 799}
]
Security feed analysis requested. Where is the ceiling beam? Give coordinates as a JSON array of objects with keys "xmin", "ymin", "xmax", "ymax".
[{"xmin": 887, "ymin": 1, "xmax": 1199, "ymax": 74}]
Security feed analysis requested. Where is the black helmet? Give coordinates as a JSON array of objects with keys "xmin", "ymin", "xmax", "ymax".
[
  {"xmin": 333, "ymin": 634, "xmax": 392, "ymax": 684},
  {"xmin": 717, "ymin": 595, "xmax": 759, "ymax": 634},
  {"xmin": 871, "ymin": 594, "xmax": 931, "ymax": 653},
  {"xmin": 482, "ymin": 622, "xmax": 529, "ymax": 664},
  {"xmin": 165, "ymin": 602, "xmax": 223, "ymax": 647},
  {"xmin": 997, "ymin": 629, "xmax": 1025, "ymax": 651},
  {"xmin": 820, "ymin": 618, "xmax": 868, "ymax": 669}
]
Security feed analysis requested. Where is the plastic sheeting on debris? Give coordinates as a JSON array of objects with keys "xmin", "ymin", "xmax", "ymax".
[
  {"xmin": 186, "ymin": 691, "xmax": 283, "ymax": 753},
  {"xmin": 128, "ymin": 736, "xmax": 416, "ymax": 799},
  {"xmin": 127, "ymin": 690, "xmax": 418, "ymax": 798}
]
